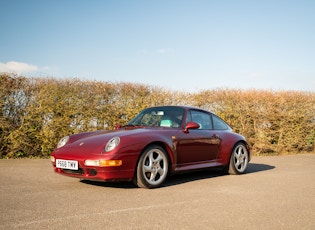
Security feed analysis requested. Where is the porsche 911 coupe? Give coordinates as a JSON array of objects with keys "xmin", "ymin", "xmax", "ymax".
[{"xmin": 50, "ymin": 106, "xmax": 251, "ymax": 188}]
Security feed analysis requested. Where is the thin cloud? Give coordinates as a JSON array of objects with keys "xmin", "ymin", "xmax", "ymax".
[
  {"xmin": 157, "ymin": 48, "xmax": 175, "ymax": 54},
  {"xmin": 0, "ymin": 61, "xmax": 38, "ymax": 74}
]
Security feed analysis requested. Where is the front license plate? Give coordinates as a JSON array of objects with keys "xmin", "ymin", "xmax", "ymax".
[{"xmin": 56, "ymin": 159, "xmax": 78, "ymax": 170}]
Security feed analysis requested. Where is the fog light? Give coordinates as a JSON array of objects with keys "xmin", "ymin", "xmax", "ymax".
[
  {"xmin": 50, "ymin": 156, "xmax": 55, "ymax": 163},
  {"xmin": 85, "ymin": 160, "xmax": 100, "ymax": 166}
]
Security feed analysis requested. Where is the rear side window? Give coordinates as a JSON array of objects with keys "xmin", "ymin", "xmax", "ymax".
[{"xmin": 212, "ymin": 115, "xmax": 229, "ymax": 130}]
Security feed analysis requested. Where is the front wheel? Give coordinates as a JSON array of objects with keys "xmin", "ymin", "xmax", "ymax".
[
  {"xmin": 228, "ymin": 143, "xmax": 249, "ymax": 175},
  {"xmin": 134, "ymin": 145, "xmax": 169, "ymax": 189}
]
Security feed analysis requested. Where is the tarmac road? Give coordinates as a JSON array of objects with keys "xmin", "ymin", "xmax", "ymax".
[{"xmin": 0, "ymin": 154, "xmax": 314, "ymax": 230}]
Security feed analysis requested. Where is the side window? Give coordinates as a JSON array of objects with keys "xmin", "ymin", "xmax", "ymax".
[
  {"xmin": 212, "ymin": 115, "xmax": 229, "ymax": 130},
  {"xmin": 186, "ymin": 110, "xmax": 213, "ymax": 130}
]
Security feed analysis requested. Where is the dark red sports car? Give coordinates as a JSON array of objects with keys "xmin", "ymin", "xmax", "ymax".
[{"xmin": 50, "ymin": 106, "xmax": 251, "ymax": 188}]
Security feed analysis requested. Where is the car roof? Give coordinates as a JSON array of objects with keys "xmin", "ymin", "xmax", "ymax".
[{"xmin": 149, "ymin": 105, "xmax": 212, "ymax": 113}]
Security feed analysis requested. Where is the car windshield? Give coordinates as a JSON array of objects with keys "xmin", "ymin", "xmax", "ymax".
[{"xmin": 127, "ymin": 106, "xmax": 185, "ymax": 128}]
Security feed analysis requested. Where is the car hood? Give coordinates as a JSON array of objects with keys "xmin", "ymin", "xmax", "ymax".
[{"xmin": 53, "ymin": 127, "xmax": 166, "ymax": 155}]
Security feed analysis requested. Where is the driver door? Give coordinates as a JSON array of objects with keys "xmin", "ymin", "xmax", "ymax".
[{"xmin": 176, "ymin": 110, "xmax": 220, "ymax": 165}]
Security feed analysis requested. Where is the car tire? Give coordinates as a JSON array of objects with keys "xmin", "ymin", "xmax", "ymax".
[
  {"xmin": 228, "ymin": 142, "xmax": 249, "ymax": 175},
  {"xmin": 135, "ymin": 145, "xmax": 169, "ymax": 189}
]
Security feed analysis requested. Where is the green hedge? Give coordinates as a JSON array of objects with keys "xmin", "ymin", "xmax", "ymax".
[
  {"xmin": 191, "ymin": 89, "xmax": 314, "ymax": 155},
  {"xmin": 0, "ymin": 73, "xmax": 314, "ymax": 158}
]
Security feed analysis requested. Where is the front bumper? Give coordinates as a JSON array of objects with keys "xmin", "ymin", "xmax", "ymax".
[{"xmin": 52, "ymin": 164, "xmax": 135, "ymax": 182}]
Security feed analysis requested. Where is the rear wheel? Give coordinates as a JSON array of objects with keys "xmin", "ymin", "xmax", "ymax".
[
  {"xmin": 228, "ymin": 143, "xmax": 249, "ymax": 175},
  {"xmin": 135, "ymin": 145, "xmax": 169, "ymax": 189}
]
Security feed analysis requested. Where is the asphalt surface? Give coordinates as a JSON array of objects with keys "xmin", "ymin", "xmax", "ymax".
[{"xmin": 0, "ymin": 154, "xmax": 314, "ymax": 230}]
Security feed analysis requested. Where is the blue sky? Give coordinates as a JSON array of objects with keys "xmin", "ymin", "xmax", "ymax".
[{"xmin": 1, "ymin": 0, "xmax": 314, "ymax": 92}]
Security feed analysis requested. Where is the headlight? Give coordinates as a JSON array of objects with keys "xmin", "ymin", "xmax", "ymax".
[
  {"xmin": 57, "ymin": 136, "xmax": 69, "ymax": 149},
  {"xmin": 105, "ymin": 137, "xmax": 120, "ymax": 152}
]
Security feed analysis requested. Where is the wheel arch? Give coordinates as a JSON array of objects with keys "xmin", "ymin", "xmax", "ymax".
[
  {"xmin": 133, "ymin": 141, "xmax": 174, "ymax": 178},
  {"xmin": 133, "ymin": 141, "xmax": 173, "ymax": 188},
  {"xmin": 229, "ymin": 140, "xmax": 251, "ymax": 161}
]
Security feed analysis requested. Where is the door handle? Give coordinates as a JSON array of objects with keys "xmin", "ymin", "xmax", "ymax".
[{"xmin": 212, "ymin": 134, "xmax": 220, "ymax": 139}]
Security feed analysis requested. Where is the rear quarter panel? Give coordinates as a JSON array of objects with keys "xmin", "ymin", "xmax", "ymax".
[{"xmin": 216, "ymin": 131, "xmax": 249, "ymax": 165}]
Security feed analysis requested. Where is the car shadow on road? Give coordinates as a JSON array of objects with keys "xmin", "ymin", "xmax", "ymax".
[
  {"xmin": 80, "ymin": 163, "xmax": 275, "ymax": 189},
  {"xmin": 164, "ymin": 163, "xmax": 275, "ymax": 188},
  {"xmin": 80, "ymin": 179, "xmax": 138, "ymax": 189},
  {"xmin": 246, "ymin": 163, "xmax": 275, "ymax": 173}
]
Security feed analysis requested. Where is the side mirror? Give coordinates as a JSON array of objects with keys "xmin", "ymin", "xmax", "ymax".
[
  {"xmin": 115, "ymin": 124, "xmax": 122, "ymax": 129},
  {"xmin": 184, "ymin": 122, "xmax": 200, "ymax": 133}
]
